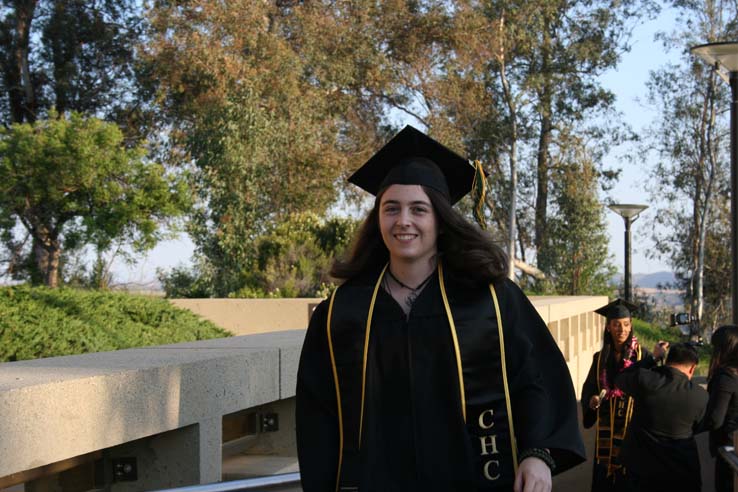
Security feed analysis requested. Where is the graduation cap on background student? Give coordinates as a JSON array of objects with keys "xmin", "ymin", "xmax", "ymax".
[
  {"xmin": 348, "ymin": 125, "xmax": 485, "ymax": 206},
  {"xmin": 595, "ymin": 298, "xmax": 639, "ymax": 321}
]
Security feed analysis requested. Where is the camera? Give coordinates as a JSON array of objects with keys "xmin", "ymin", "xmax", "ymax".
[
  {"xmin": 670, "ymin": 312, "xmax": 695, "ymax": 326},
  {"xmin": 670, "ymin": 312, "xmax": 697, "ymax": 338}
]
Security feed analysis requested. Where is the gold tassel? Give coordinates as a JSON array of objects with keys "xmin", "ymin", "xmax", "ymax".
[{"xmin": 471, "ymin": 160, "xmax": 488, "ymax": 229}]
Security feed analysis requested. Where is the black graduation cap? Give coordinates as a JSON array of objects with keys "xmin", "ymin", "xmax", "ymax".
[
  {"xmin": 595, "ymin": 298, "xmax": 638, "ymax": 320},
  {"xmin": 348, "ymin": 125, "xmax": 477, "ymax": 204}
]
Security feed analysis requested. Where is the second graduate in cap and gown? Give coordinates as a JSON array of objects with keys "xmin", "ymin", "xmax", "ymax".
[
  {"xmin": 581, "ymin": 299, "xmax": 655, "ymax": 492},
  {"xmin": 296, "ymin": 126, "xmax": 586, "ymax": 492}
]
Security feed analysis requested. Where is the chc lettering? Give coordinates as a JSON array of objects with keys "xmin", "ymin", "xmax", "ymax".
[
  {"xmin": 615, "ymin": 399, "xmax": 626, "ymax": 418},
  {"xmin": 478, "ymin": 408, "xmax": 501, "ymax": 481}
]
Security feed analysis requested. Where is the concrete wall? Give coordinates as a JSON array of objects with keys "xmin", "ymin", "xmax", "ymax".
[
  {"xmin": 171, "ymin": 296, "xmax": 606, "ymax": 400},
  {"xmin": 530, "ymin": 296, "xmax": 607, "ymax": 400},
  {"xmin": 0, "ymin": 332, "xmax": 305, "ymax": 491},
  {"xmin": 170, "ymin": 299, "xmax": 323, "ymax": 336},
  {"xmin": 0, "ymin": 295, "xmax": 607, "ymax": 491}
]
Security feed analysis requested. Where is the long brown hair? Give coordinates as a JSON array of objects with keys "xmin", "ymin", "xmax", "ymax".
[
  {"xmin": 709, "ymin": 324, "xmax": 738, "ymax": 379},
  {"xmin": 599, "ymin": 322, "xmax": 636, "ymax": 385},
  {"xmin": 330, "ymin": 186, "xmax": 508, "ymax": 286}
]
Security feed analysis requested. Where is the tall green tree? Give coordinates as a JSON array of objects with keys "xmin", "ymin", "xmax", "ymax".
[
  {"xmin": 0, "ymin": 0, "xmax": 146, "ymax": 127},
  {"xmin": 144, "ymin": 0, "xmax": 641, "ymax": 295},
  {"xmin": 494, "ymin": 0, "xmax": 645, "ymax": 264},
  {"xmin": 0, "ymin": 112, "xmax": 188, "ymax": 287},
  {"xmin": 145, "ymin": 0, "xmax": 426, "ymax": 295},
  {"xmin": 0, "ymin": 1, "xmax": 161, "ymax": 282},
  {"xmin": 398, "ymin": 0, "xmax": 642, "ymax": 286},
  {"xmin": 645, "ymin": 0, "xmax": 736, "ymax": 330},
  {"xmin": 537, "ymin": 141, "xmax": 615, "ymax": 295}
]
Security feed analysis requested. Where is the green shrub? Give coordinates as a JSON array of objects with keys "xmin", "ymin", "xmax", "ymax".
[
  {"xmin": 632, "ymin": 318, "xmax": 711, "ymax": 376},
  {"xmin": 632, "ymin": 318, "xmax": 678, "ymax": 348},
  {"xmin": 159, "ymin": 212, "xmax": 358, "ymax": 299},
  {"xmin": 0, "ymin": 285, "xmax": 231, "ymax": 362}
]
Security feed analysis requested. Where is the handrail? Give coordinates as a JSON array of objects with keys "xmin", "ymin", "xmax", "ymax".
[
  {"xmin": 150, "ymin": 473, "xmax": 301, "ymax": 492},
  {"xmin": 719, "ymin": 446, "xmax": 738, "ymax": 475}
]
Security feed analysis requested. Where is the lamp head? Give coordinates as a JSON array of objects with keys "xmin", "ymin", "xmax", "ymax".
[
  {"xmin": 608, "ymin": 203, "xmax": 648, "ymax": 220},
  {"xmin": 691, "ymin": 42, "xmax": 738, "ymax": 83}
]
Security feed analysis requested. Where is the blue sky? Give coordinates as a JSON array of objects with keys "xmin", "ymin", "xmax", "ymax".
[
  {"xmin": 599, "ymin": 5, "xmax": 682, "ymax": 275},
  {"xmin": 115, "ymin": 6, "xmax": 690, "ymax": 286}
]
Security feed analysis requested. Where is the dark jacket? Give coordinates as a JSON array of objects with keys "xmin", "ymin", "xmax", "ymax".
[
  {"xmin": 704, "ymin": 368, "xmax": 738, "ymax": 455},
  {"xmin": 614, "ymin": 365, "xmax": 708, "ymax": 491}
]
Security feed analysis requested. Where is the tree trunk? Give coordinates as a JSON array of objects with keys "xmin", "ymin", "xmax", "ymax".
[
  {"xmin": 507, "ymin": 135, "xmax": 517, "ymax": 281},
  {"xmin": 44, "ymin": 243, "xmax": 61, "ymax": 288},
  {"xmin": 499, "ymin": 47, "xmax": 517, "ymax": 280},
  {"xmin": 692, "ymin": 176, "xmax": 702, "ymax": 325},
  {"xmin": 32, "ymin": 230, "xmax": 61, "ymax": 288},
  {"xmin": 535, "ymin": 22, "xmax": 552, "ymax": 252},
  {"xmin": 32, "ymin": 238, "xmax": 48, "ymax": 284},
  {"xmin": 535, "ymin": 114, "xmax": 552, "ymax": 250},
  {"xmin": 695, "ymin": 70, "xmax": 719, "ymax": 334},
  {"xmin": 49, "ymin": 1, "xmax": 70, "ymax": 115},
  {"xmin": 2, "ymin": 0, "xmax": 38, "ymax": 124}
]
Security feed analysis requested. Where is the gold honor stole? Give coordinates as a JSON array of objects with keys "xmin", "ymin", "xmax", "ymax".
[
  {"xmin": 594, "ymin": 346, "xmax": 641, "ymax": 476},
  {"xmin": 326, "ymin": 263, "xmax": 518, "ymax": 491}
]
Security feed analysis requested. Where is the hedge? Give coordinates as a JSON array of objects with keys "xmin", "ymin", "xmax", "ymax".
[{"xmin": 0, "ymin": 285, "xmax": 231, "ymax": 362}]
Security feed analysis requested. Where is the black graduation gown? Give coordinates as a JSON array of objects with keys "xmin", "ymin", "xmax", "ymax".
[
  {"xmin": 296, "ymin": 270, "xmax": 585, "ymax": 491},
  {"xmin": 581, "ymin": 348, "xmax": 654, "ymax": 430},
  {"xmin": 581, "ymin": 347, "xmax": 654, "ymax": 492},
  {"xmin": 614, "ymin": 365, "xmax": 708, "ymax": 492}
]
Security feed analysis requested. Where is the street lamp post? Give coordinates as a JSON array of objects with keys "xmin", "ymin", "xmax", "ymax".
[
  {"xmin": 608, "ymin": 203, "xmax": 648, "ymax": 303},
  {"xmin": 691, "ymin": 41, "xmax": 738, "ymax": 324}
]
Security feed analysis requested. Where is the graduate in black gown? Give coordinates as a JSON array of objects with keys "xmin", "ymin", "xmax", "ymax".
[
  {"xmin": 296, "ymin": 126, "xmax": 585, "ymax": 492},
  {"xmin": 581, "ymin": 300, "xmax": 655, "ymax": 492}
]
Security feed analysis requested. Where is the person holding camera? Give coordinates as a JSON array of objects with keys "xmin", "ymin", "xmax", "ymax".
[{"xmin": 613, "ymin": 342, "xmax": 707, "ymax": 492}]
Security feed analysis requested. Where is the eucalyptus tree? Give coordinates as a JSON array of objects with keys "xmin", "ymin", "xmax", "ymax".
[
  {"xmin": 645, "ymin": 0, "xmax": 737, "ymax": 329},
  {"xmin": 144, "ymin": 0, "xmax": 639, "ymax": 295},
  {"xmin": 402, "ymin": 0, "xmax": 642, "ymax": 286},
  {"xmin": 482, "ymin": 0, "xmax": 650, "ymax": 269}
]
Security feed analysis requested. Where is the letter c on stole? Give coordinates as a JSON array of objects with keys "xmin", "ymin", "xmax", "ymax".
[
  {"xmin": 483, "ymin": 460, "xmax": 501, "ymax": 481},
  {"xmin": 478, "ymin": 409, "xmax": 495, "ymax": 429}
]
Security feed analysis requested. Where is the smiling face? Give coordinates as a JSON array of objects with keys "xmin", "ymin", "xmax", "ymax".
[
  {"xmin": 378, "ymin": 184, "xmax": 439, "ymax": 266},
  {"xmin": 607, "ymin": 317, "xmax": 632, "ymax": 347}
]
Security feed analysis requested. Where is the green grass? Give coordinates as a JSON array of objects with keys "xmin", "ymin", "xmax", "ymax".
[
  {"xmin": 0, "ymin": 285, "xmax": 232, "ymax": 362},
  {"xmin": 633, "ymin": 318, "xmax": 712, "ymax": 376}
]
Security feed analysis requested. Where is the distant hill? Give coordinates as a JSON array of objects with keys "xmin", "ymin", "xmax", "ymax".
[
  {"xmin": 636, "ymin": 287, "xmax": 684, "ymax": 308},
  {"xmin": 612, "ymin": 271, "xmax": 676, "ymax": 289},
  {"xmin": 634, "ymin": 271, "xmax": 677, "ymax": 289},
  {"xmin": 609, "ymin": 271, "xmax": 683, "ymax": 307}
]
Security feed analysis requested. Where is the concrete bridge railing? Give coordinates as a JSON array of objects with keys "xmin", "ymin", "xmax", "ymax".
[{"xmin": 0, "ymin": 295, "xmax": 607, "ymax": 492}]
